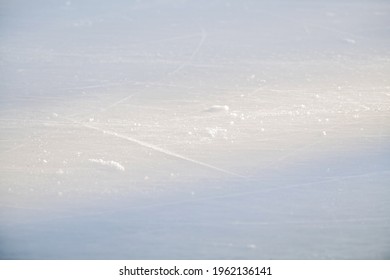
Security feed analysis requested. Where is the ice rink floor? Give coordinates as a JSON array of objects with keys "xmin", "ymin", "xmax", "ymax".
[{"xmin": 1, "ymin": 0, "xmax": 389, "ymax": 259}]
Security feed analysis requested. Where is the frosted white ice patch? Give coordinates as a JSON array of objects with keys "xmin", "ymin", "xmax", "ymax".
[
  {"xmin": 206, "ymin": 127, "xmax": 228, "ymax": 138},
  {"xmin": 89, "ymin": 158, "xmax": 125, "ymax": 171},
  {"xmin": 56, "ymin": 169, "xmax": 65, "ymax": 175},
  {"xmin": 203, "ymin": 105, "xmax": 229, "ymax": 113},
  {"xmin": 343, "ymin": 38, "xmax": 356, "ymax": 44}
]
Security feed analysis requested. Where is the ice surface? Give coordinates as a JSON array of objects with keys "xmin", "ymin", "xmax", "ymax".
[{"xmin": 0, "ymin": 0, "xmax": 389, "ymax": 259}]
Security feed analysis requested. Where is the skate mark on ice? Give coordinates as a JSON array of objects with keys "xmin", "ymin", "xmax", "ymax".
[
  {"xmin": 94, "ymin": 28, "xmax": 207, "ymax": 115},
  {"xmin": 168, "ymin": 28, "xmax": 207, "ymax": 75},
  {"xmin": 100, "ymin": 94, "xmax": 135, "ymax": 113},
  {"xmin": 66, "ymin": 118, "xmax": 246, "ymax": 179}
]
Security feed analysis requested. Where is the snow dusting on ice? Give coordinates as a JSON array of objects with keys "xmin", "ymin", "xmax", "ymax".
[
  {"xmin": 203, "ymin": 105, "xmax": 230, "ymax": 113},
  {"xmin": 89, "ymin": 159, "xmax": 125, "ymax": 171}
]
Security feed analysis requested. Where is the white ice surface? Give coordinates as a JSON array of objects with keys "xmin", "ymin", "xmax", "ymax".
[{"xmin": 0, "ymin": 0, "xmax": 389, "ymax": 259}]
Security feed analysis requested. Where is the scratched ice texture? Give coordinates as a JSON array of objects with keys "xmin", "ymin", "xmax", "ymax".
[{"xmin": 0, "ymin": 0, "xmax": 389, "ymax": 259}]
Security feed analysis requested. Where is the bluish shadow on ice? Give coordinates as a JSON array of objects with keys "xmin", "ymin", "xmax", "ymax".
[
  {"xmin": 1, "ymin": 138, "xmax": 389, "ymax": 259},
  {"xmin": 1, "ymin": 143, "xmax": 390, "ymax": 259},
  {"xmin": 1, "ymin": 0, "xmax": 390, "ymax": 259}
]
